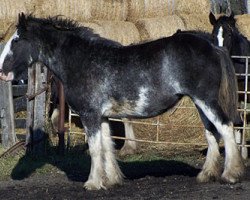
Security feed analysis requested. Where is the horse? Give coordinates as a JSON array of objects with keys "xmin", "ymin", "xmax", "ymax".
[{"xmin": 0, "ymin": 13, "xmax": 244, "ymax": 190}]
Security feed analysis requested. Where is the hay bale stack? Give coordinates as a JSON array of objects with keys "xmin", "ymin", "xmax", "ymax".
[
  {"xmin": 127, "ymin": 0, "xmax": 174, "ymax": 21},
  {"xmin": 135, "ymin": 15, "xmax": 185, "ymax": 41},
  {"xmin": 35, "ymin": 0, "xmax": 128, "ymax": 22},
  {"xmin": 235, "ymin": 14, "xmax": 250, "ymax": 40},
  {"xmin": 175, "ymin": 0, "xmax": 211, "ymax": 15},
  {"xmin": 80, "ymin": 21, "xmax": 141, "ymax": 45},
  {"xmin": 178, "ymin": 14, "xmax": 212, "ymax": 32}
]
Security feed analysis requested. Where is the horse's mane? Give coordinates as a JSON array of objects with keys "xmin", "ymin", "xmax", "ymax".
[{"xmin": 18, "ymin": 14, "xmax": 122, "ymax": 47}]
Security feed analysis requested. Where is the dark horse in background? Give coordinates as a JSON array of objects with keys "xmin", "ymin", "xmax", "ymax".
[
  {"xmin": 0, "ymin": 14, "xmax": 244, "ymax": 190},
  {"xmin": 209, "ymin": 12, "xmax": 250, "ymax": 144}
]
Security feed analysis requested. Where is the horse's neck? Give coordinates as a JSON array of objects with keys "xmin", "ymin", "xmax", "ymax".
[{"xmin": 229, "ymin": 33, "xmax": 246, "ymax": 56}]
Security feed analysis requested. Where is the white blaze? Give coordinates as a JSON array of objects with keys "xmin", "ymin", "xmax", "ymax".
[
  {"xmin": 217, "ymin": 27, "xmax": 224, "ymax": 47},
  {"xmin": 0, "ymin": 31, "xmax": 19, "ymax": 70}
]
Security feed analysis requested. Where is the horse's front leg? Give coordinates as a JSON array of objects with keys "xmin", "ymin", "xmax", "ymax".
[
  {"xmin": 81, "ymin": 116, "xmax": 123, "ymax": 190},
  {"xmin": 81, "ymin": 116, "xmax": 106, "ymax": 190}
]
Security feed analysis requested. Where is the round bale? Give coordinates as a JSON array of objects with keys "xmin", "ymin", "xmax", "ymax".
[
  {"xmin": 35, "ymin": 0, "xmax": 92, "ymax": 21},
  {"xmin": 80, "ymin": 20, "xmax": 141, "ymax": 45},
  {"xmin": 175, "ymin": 0, "xmax": 211, "ymax": 15},
  {"xmin": 35, "ymin": 0, "xmax": 128, "ymax": 22},
  {"xmin": 0, "ymin": 0, "xmax": 35, "ymax": 21},
  {"xmin": 90, "ymin": 0, "xmax": 128, "ymax": 21},
  {"xmin": 127, "ymin": 0, "xmax": 175, "ymax": 21},
  {"xmin": 177, "ymin": 14, "xmax": 213, "ymax": 32},
  {"xmin": 135, "ymin": 15, "xmax": 185, "ymax": 41},
  {"xmin": 235, "ymin": 14, "xmax": 250, "ymax": 40}
]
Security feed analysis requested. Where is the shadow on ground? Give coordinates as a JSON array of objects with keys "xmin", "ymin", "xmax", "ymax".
[{"xmin": 10, "ymin": 144, "xmax": 200, "ymax": 183}]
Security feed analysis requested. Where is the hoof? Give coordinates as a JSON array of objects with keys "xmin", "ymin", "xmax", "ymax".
[
  {"xmin": 221, "ymin": 160, "xmax": 245, "ymax": 184},
  {"xmin": 197, "ymin": 170, "xmax": 221, "ymax": 183},
  {"xmin": 119, "ymin": 145, "xmax": 137, "ymax": 156},
  {"xmin": 84, "ymin": 180, "xmax": 106, "ymax": 190},
  {"xmin": 221, "ymin": 171, "xmax": 244, "ymax": 184}
]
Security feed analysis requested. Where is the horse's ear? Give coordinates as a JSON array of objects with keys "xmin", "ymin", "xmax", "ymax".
[
  {"xmin": 209, "ymin": 12, "xmax": 216, "ymax": 25},
  {"xmin": 225, "ymin": 7, "xmax": 232, "ymax": 17},
  {"xmin": 229, "ymin": 11, "xmax": 236, "ymax": 26},
  {"xmin": 18, "ymin": 12, "xmax": 27, "ymax": 30}
]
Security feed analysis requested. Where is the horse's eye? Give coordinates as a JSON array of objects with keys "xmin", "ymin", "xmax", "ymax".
[{"xmin": 12, "ymin": 39, "xmax": 19, "ymax": 43}]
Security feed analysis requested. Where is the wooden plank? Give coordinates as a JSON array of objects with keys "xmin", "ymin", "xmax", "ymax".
[
  {"xmin": 12, "ymin": 85, "xmax": 27, "ymax": 97},
  {"xmin": 0, "ymin": 81, "xmax": 16, "ymax": 148},
  {"xmin": 0, "ymin": 42, "xmax": 16, "ymax": 148},
  {"xmin": 14, "ymin": 96, "xmax": 27, "ymax": 112},
  {"xmin": 26, "ymin": 66, "xmax": 35, "ymax": 149},
  {"xmin": 26, "ymin": 63, "xmax": 47, "ymax": 155},
  {"xmin": 14, "ymin": 118, "xmax": 26, "ymax": 129}
]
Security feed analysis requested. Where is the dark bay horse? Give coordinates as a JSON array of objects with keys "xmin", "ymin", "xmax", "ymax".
[{"xmin": 0, "ymin": 14, "xmax": 244, "ymax": 190}]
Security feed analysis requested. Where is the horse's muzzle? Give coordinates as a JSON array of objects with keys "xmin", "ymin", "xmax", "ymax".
[{"xmin": 0, "ymin": 71, "xmax": 14, "ymax": 81}]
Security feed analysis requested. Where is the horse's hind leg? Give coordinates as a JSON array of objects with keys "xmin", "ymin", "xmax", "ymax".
[
  {"xmin": 101, "ymin": 119, "xmax": 124, "ymax": 187},
  {"xmin": 196, "ymin": 108, "xmax": 222, "ymax": 182},
  {"xmin": 194, "ymin": 99, "xmax": 245, "ymax": 183},
  {"xmin": 119, "ymin": 118, "xmax": 137, "ymax": 156}
]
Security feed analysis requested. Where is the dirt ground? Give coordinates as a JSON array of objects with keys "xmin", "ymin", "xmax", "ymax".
[{"xmin": 0, "ymin": 158, "xmax": 250, "ymax": 200}]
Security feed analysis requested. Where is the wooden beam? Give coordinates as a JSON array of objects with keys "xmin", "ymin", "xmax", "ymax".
[
  {"xmin": 26, "ymin": 63, "xmax": 47, "ymax": 155},
  {"xmin": 0, "ymin": 43, "xmax": 16, "ymax": 148}
]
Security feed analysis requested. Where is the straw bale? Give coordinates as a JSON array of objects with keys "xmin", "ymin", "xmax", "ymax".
[
  {"xmin": 0, "ymin": 0, "xmax": 35, "ymax": 21},
  {"xmin": 0, "ymin": 21, "xmax": 16, "ymax": 41},
  {"xmin": 90, "ymin": 0, "xmax": 128, "ymax": 21},
  {"xmin": 35, "ymin": 0, "xmax": 92, "ymax": 21},
  {"xmin": 80, "ymin": 21, "xmax": 141, "ymax": 45},
  {"xmin": 135, "ymin": 15, "xmax": 185, "ymax": 41},
  {"xmin": 175, "ymin": 0, "xmax": 211, "ymax": 15},
  {"xmin": 235, "ymin": 14, "xmax": 250, "ymax": 40},
  {"xmin": 35, "ymin": 0, "xmax": 128, "ymax": 22},
  {"xmin": 127, "ymin": 0, "xmax": 174, "ymax": 21},
  {"xmin": 178, "ymin": 14, "xmax": 213, "ymax": 32}
]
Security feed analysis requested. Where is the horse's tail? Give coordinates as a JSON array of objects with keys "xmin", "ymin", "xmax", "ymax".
[{"xmin": 218, "ymin": 47, "xmax": 242, "ymax": 125}]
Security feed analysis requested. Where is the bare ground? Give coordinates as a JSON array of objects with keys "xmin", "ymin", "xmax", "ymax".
[{"xmin": 0, "ymin": 155, "xmax": 250, "ymax": 200}]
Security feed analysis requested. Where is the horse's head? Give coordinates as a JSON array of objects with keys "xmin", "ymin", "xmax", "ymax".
[
  {"xmin": 0, "ymin": 13, "xmax": 38, "ymax": 81},
  {"xmin": 209, "ymin": 12, "xmax": 236, "ymax": 52}
]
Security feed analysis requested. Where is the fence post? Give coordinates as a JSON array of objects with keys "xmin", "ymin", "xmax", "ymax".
[
  {"xmin": 58, "ymin": 81, "xmax": 65, "ymax": 155},
  {"xmin": 26, "ymin": 63, "xmax": 47, "ymax": 155},
  {"xmin": 0, "ymin": 43, "xmax": 16, "ymax": 148},
  {"xmin": 0, "ymin": 81, "xmax": 16, "ymax": 148}
]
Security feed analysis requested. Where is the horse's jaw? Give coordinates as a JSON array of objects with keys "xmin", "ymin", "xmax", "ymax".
[{"xmin": 0, "ymin": 71, "xmax": 14, "ymax": 81}]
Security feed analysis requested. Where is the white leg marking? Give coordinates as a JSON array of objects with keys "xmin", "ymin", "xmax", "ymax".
[
  {"xmin": 84, "ymin": 130, "xmax": 105, "ymax": 190},
  {"xmin": 51, "ymin": 108, "xmax": 59, "ymax": 132},
  {"xmin": 195, "ymin": 99, "xmax": 244, "ymax": 183},
  {"xmin": 197, "ymin": 130, "xmax": 221, "ymax": 182},
  {"xmin": 217, "ymin": 26, "xmax": 224, "ymax": 47},
  {"xmin": 102, "ymin": 121, "xmax": 123, "ymax": 187},
  {"xmin": 120, "ymin": 119, "xmax": 137, "ymax": 156}
]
